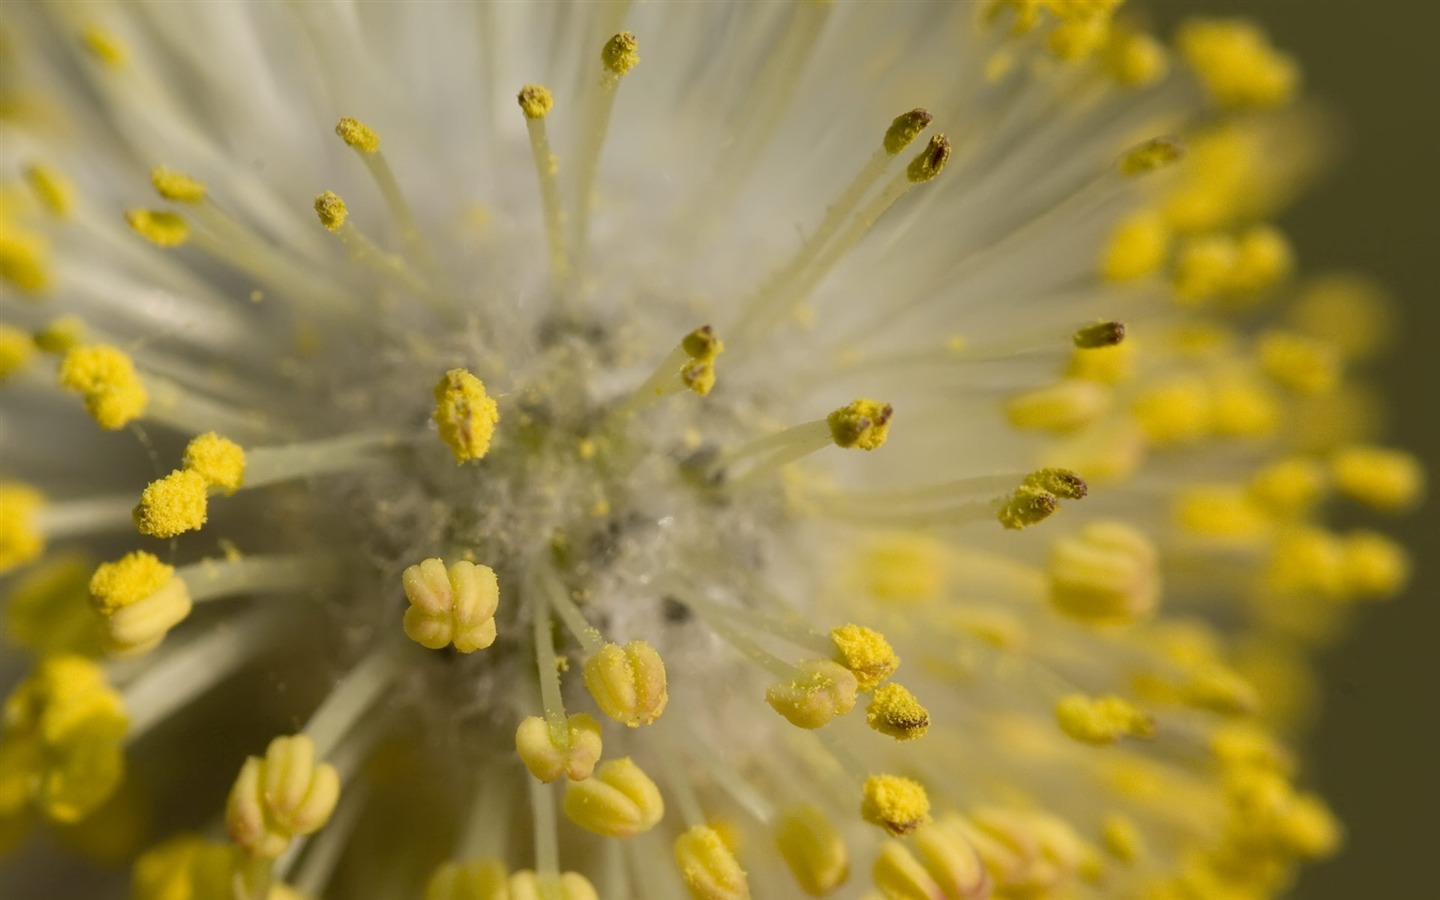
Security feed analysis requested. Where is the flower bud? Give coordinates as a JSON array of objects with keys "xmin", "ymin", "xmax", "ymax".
[
  {"xmin": 402, "ymin": 558, "xmax": 500, "ymax": 653},
  {"xmin": 225, "ymin": 734, "xmax": 340, "ymax": 858}
]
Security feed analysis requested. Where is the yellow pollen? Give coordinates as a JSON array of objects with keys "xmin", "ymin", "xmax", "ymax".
[
  {"xmin": 866, "ymin": 683, "xmax": 930, "ymax": 741},
  {"xmin": 225, "ymin": 734, "xmax": 341, "ymax": 859},
  {"xmin": 150, "ymin": 167, "xmax": 207, "ymax": 203},
  {"xmin": 517, "ymin": 84, "xmax": 554, "ymax": 120},
  {"xmin": 401, "ymin": 558, "xmax": 501, "ymax": 653},
  {"xmin": 766, "ymin": 659, "xmax": 860, "ymax": 729},
  {"xmin": 24, "ymin": 163, "xmax": 76, "ymax": 218},
  {"xmin": 774, "ymin": 805, "xmax": 849, "ymax": 896},
  {"xmin": 0, "ymin": 324, "xmax": 35, "ymax": 381},
  {"xmin": 335, "ymin": 116, "xmax": 380, "ymax": 153},
  {"xmin": 1101, "ymin": 209, "xmax": 1170, "ymax": 282},
  {"xmin": 861, "ymin": 775, "xmax": 931, "ymax": 836},
  {"xmin": 58, "ymin": 344, "xmax": 149, "ymax": 430},
  {"xmin": 906, "ymin": 134, "xmax": 951, "ymax": 183},
  {"xmin": 89, "ymin": 550, "xmax": 192, "ymax": 656},
  {"xmin": 1023, "ymin": 467, "xmax": 1088, "ymax": 499},
  {"xmin": 433, "ymin": 368, "xmax": 500, "ymax": 464},
  {"xmin": 0, "ymin": 482, "xmax": 46, "ymax": 573},
  {"xmin": 1330, "ymin": 445, "xmax": 1425, "ymax": 513},
  {"xmin": 80, "ymin": 25, "xmax": 128, "ymax": 67},
  {"xmin": 680, "ymin": 325, "xmax": 725, "ymax": 396},
  {"xmin": 125, "ymin": 209, "xmax": 190, "ymax": 247},
  {"xmin": 33, "ymin": 315, "xmax": 86, "ymax": 354},
  {"xmin": 88, "ymin": 551, "xmax": 174, "ymax": 615},
  {"xmin": 602, "ymin": 32, "xmax": 640, "ymax": 77},
  {"xmin": 997, "ymin": 486, "xmax": 1059, "ymax": 531},
  {"xmin": 1178, "ymin": 17, "xmax": 1299, "ymax": 109},
  {"xmin": 0, "ymin": 221, "xmax": 53, "ymax": 293},
  {"xmin": 133, "ymin": 469, "xmax": 209, "ymax": 538},
  {"xmin": 830, "ymin": 624, "xmax": 900, "ymax": 690},
  {"xmin": 182, "ymin": 432, "xmax": 247, "ymax": 494},
  {"xmin": 884, "ymin": 108, "xmax": 934, "ymax": 156},
  {"xmin": 827, "ymin": 399, "xmax": 893, "ymax": 450},
  {"xmin": 674, "ymin": 826, "xmax": 751, "ymax": 900},
  {"xmin": 1119, "ymin": 136, "xmax": 1183, "ymax": 176},
  {"xmin": 314, "ymin": 190, "xmax": 349, "ymax": 231},
  {"xmin": 1055, "ymin": 694, "xmax": 1155, "ymax": 745}
]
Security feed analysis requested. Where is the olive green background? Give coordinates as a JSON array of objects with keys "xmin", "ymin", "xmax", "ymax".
[{"xmin": 1153, "ymin": 2, "xmax": 1440, "ymax": 896}]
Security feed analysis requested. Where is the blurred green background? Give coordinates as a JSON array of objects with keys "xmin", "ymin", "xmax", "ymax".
[{"xmin": 1153, "ymin": 2, "xmax": 1440, "ymax": 896}]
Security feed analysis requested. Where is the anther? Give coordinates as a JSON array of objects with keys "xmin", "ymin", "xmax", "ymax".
[
  {"xmin": 88, "ymin": 550, "xmax": 192, "ymax": 656},
  {"xmin": 133, "ymin": 469, "xmax": 208, "ymax": 538},
  {"xmin": 775, "ymin": 805, "xmax": 850, "ymax": 896},
  {"xmin": 125, "ymin": 209, "xmax": 190, "ymax": 247},
  {"xmin": 24, "ymin": 163, "xmax": 75, "ymax": 218},
  {"xmin": 766, "ymin": 659, "xmax": 860, "ymax": 729},
  {"xmin": 0, "ymin": 483, "xmax": 45, "ymax": 573},
  {"xmin": 1119, "ymin": 137, "xmax": 1183, "ymax": 176},
  {"xmin": 314, "ymin": 191, "xmax": 349, "ymax": 231},
  {"xmin": 518, "ymin": 85, "xmax": 554, "ymax": 120},
  {"xmin": 335, "ymin": 116, "xmax": 381, "ymax": 153},
  {"xmin": 1022, "ymin": 468, "xmax": 1088, "ymax": 500},
  {"xmin": 1055, "ymin": 694, "xmax": 1155, "ymax": 745},
  {"xmin": 1048, "ymin": 521, "xmax": 1160, "ymax": 625},
  {"xmin": 401, "ymin": 558, "xmax": 500, "ymax": 653},
  {"xmin": 516, "ymin": 713, "xmax": 603, "ymax": 783},
  {"xmin": 150, "ymin": 167, "xmax": 207, "ymax": 203},
  {"xmin": 433, "ymin": 368, "xmax": 500, "ymax": 464},
  {"xmin": 827, "ymin": 399, "xmax": 893, "ymax": 450},
  {"xmin": 1072, "ymin": 321, "xmax": 1126, "ymax": 349},
  {"xmin": 830, "ymin": 624, "xmax": 900, "ymax": 690},
  {"xmin": 906, "ymin": 135, "xmax": 951, "ymax": 184},
  {"xmin": 862, "ymin": 775, "xmax": 931, "ymax": 836},
  {"xmin": 866, "ymin": 683, "xmax": 930, "ymax": 741},
  {"xmin": 562, "ymin": 757, "xmax": 664, "ymax": 837},
  {"xmin": 583, "ymin": 640, "xmax": 668, "ymax": 726},
  {"xmin": 225, "ymin": 734, "xmax": 341, "ymax": 858},
  {"xmin": 58, "ymin": 345, "xmax": 148, "ymax": 430},
  {"xmin": 183, "ymin": 432, "xmax": 247, "ymax": 494},
  {"xmin": 884, "ymin": 109, "xmax": 934, "ymax": 156},
  {"xmin": 0, "ymin": 325, "xmax": 33, "ymax": 382},
  {"xmin": 675, "ymin": 825, "xmax": 751, "ymax": 900},
  {"xmin": 602, "ymin": 32, "xmax": 641, "ymax": 78}
]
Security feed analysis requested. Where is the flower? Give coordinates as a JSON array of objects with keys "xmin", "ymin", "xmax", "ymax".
[{"xmin": 0, "ymin": 1, "xmax": 1423, "ymax": 898}]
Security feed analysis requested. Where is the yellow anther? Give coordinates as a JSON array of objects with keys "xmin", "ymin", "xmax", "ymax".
[
  {"xmin": 517, "ymin": 85, "xmax": 554, "ymax": 120},
  {"xmin": 0, "ymin": 324, "xmax": 34, "ymax": 381},
  {"xmin": 509, "ymin": 870, "xmax": 600, "ymax": 900},
  {"xmin": 1178, "ymin": 664, "xmax": 1259, "ymax": 716},
  {"xmin": 866, "ymin": 683, "xmax": 930, "ymax": 741},
  {"xmin": 33, "ymin": 315, "xmax": 86, "ymax": 354},
  {"xmin": 859, "ymin": 533, "xmax": 949, "ymax": 604},
  {"xmin": 401, "ymin": 558, "xmax": 500, "ymax": 653},
  {"xmin": 1005, "ymin": 379, "xmax": 1110, "ymax": 433},
  {"xmin": 1130, "ymin": 376, "xmax": 1211, "ymax": 445},
  {"xmin": 1048, "ymin": 16, "xmax": 1110, "ymax": 62},
  {"xmin": 1072, "ymin": 321, "xmax": 1125, "ymax": 350},
  {"xmin": 873, "ymin": 819, "xmax": 988, "ymax": 900},
  {"xmin": 125, "ymin": 209, "xmax": 190, "ymax": 247},
  {"xmin": 996, "ymin": 486, "xmax": 1059, "ymax": 531},
  {"xmin": 1226, "ymin": 224, "xmax": 1292, "ymax": 294},
  {"xmin": 680, "ymin": 325, "xmax": 725, "ymax": 396},
  {"xmin": 1, "ymin": 655, "xmax": 128, "ymax": 828},
  {"xmin": 583, "ymin": 640, "xmax": 668, "ymax": 727},
  {"xmin": 827, "ymin": 399, "xmax": 893, "ymax": 450},
  {"xmin": 1211, "ymin": 722, "xmax": 1293, "ymax": 775},
  {"xmin": 1208, "ymin": 373, "xmax": 1279, "ymax": 437},
  {"xmin": 133, "ymin": 469, "xmax": 209, "ymax": 538},
  {"xmin": 226, "ymin": 734, "xmax": 340, "ymax": 858},
  {"xmin": 1330, "ymin": 445, "xmax": 1425, "ymax": 513},
  {"xmin": 24, "ymin": 163, "xmax": 75, "ymax": 218},
  {"xmin": 1258, "ymin": 330, "xmax": 1340, "ymax": 394},
  {"xmin": 1023, "ymin": 467, "xmax": 1088, "ymax": 500},
  {"xmin": 58, "ymin": 345, "xmax": 149, "ymax": 430},
  {"xmin": 314, "ymin": 191, "xmax": 348, "ymax": 231},
  {"xmin": 5, "ymin": 553, "xmax": 105, "ymax": 658},
  {"xmin": 88, "ymin": 551, "xmax": 192, "ymax": 657},
  {"xmin": 335, "ymin": 116, "xmax": 380, "ymax": 153},
  {"xmin": 183, "ymin": 432, "xmax": 247, "ymax": 494},
  {"xmin": 132, "ymin": 833, "xmax": 308, "ymax": 900},
  {"xmin": 1055, "ymin": 694, "xmax": 1154, "ymax": 745},
  {"xmin": 906, "ymin": 135, "xmax": 951, "ymax": 184},
  {"xmin": 562, "ymin": 756, "xmax": 664, "ymax": 838},
  {"xmin": 1048, "ymin": 521, "xmax": 1160, "ymax": 625},
  {"xmin": 884, "ymin": 108, "xmax": 934, "ymax": 156},
  {"xmin": 675, "ymin": 825, "xmax": 751, "ymax": 900},
  {"xmin": 515, "ymin": 712, "xmax": 602, "ymax": 783},
  {"xmin": 1178, "ymin": 17, "xmax": 1299, "ymax": 109},
  {"xmin": 1067, "ymin": 338, "xmax": 1134, "ymax": 384},
  {"xmin": 1264, "ymin": 526, "xmax": 1347, "ymax": 600},
  {"xmin": 1171, "ymin": 234, "xmax": 1237, "ymax": 304},
  {"xmin": 433, "ymin": 368, "xmax": 500, "ymax": 464},
  {"xmin": 830, "ymin": 624, "xmax": 900, "ymax": 690},
  {"xmin": 424, "ymin": 859, "xmax": 508, "ymax": 900},
  {"xmin": 150, "ymin": 167, "xmax": 207, "ymax": 203},
  {"xmin": 766, "ymin": 659, "xmax": 860, "ymax": 729},
  {"xmin": 1119, "ymin": 136, "xmax": 1183, "ymax": 176},
  {"xmin": 775, "ymin": 805, "xmax": 849, "ymax": 896},
  {"xmin": 966, "ymin": 808, "xmax": 1087, "ymax": 894},
  {"xmin": 1100, "ymin": 209, "xmax": 1169, "ymax": 282},
  {"xmin": 0, "ymin": 222, "xmax": 53, "ymax": 293},
  {"xmin": 602, "ymin": 32, "xmax": 640, "ymax": 77},
  {"xmin": 1105, "ymin": 30, "xmax": 1168, "ymax": 87},
  {"xmin": 1100, "ymin": 813, "xmax": 1143, "ymax": 862},
  {"xmin": 80, "ymin": 25, "xmax": 127, "ymax": 67},
  {"xmin": 0, "ymin": 483, "xmax": 44, "ymax": 574},
  {"xmin": 1341, "ymin": 530, "xmax": 1411, "ymax": 599},
  {"xmin": 1173, "ymin": 486, "xmax": 1269, "ymax": 541},
  {"xmin": 862, "ymin": 774, "xmax": 931, "ymax": 836},
  {"xmin": 1289, "ymin": 273, "xmax": 1395, "ymax": 361}
]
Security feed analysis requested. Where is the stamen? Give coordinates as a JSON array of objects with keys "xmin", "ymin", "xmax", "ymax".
[
  {"xmin": 583, "ymin": 639, "xmax": 669, "ymax": 727},
  {"xmin": 562, "ymin": 757, "xmax": 665, "ymax": 838},
  {"xmin": 861, "ymin": 774, "xmax": 931, "ymax": 836},
  {"xmin": 313, "ymin": 191, "xmax": 427, "ymax": 294},
  {"xmin": 58, "ymin": 344, "xmax": 148, "ymax": 429},
  {"xmin": 775, "ymin": 805, "xmax": 849, "ymax": 896},
  {"xmin": 24, "ymin": 163, "xmax": 76, "ymax": 218},
  {"xmin": 518, "ymin": 85, "xmax": 569, "ymax": 286},
  {"xmin": 401, "ymin": 558, "xmax": 500, "ymax": 653},
  {"xmin": 612, "ymin": 326, "xmax": 725, "ymax": 417},
  {"xmin": 333, "ymin": 117, "xmax": 433, "ymax": 272},
  {"xmin": 225, "ymin": 733, "xmax": 341, "ymax": 859},
  {"xmin": 865, "ymin": 683, "xmax": 931, "ymax": 741},
  {"xmin": 570, "ymin": 33, "xmax": 641, "ymax": 282},
  {"xmin": 674, "ymin": 825, "xmax": 751, "ymax": 900},
  {"xmin": 1054, "ymin": 694, "xmax": 1155, "ymax": 745},
  {"xmin": 433, "ymin": 368, "xmax": 500, "ymax": 464},
  {"xmin": 716, "ymin": 399, "xmax": 893, "ymax": 489}
]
